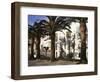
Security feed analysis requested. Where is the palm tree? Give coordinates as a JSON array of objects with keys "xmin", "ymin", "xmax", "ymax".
[
  {"xmin": 40, "ymin": 16, "xmax": 72, "ymax": 61},
  {"xmin": 28, "ymin": 25, "xmax": 37, "ymax": 59},
  {"xmin": 33, "ymin": 22, "xmax": 41, "ymax": 59},
  {"xmin": 33, "ymin": 21, "xmax": 49, "ymax": 59},
  {"xmin": 79, "ymin": 18, "xmax": 88, "ymax": 63}
]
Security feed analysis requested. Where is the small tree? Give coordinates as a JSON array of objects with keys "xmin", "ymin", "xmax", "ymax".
[{"xmin": 40, "ymin": 16, "xmax": 72, "ymax": 61}]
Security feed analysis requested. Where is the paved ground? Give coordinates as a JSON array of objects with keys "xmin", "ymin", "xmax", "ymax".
[{"xmin": 28, "ymin": 59, "xmax": 80, "ymax": 66}]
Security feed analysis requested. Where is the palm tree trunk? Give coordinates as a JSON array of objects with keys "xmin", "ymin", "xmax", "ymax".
[
  {"xmin": 80, "ymin": 41, "xmax": 87, "ymax": 61},
  {"xmin": 66, "ymin": 33, "xmax": 71, "ymax": 59},
  {"xmin": 31, "ymin": 37, "xmax": 35, "ymax": 59},
  {"xmin": 36, "ymin": 35, "xmax": 41, "ymax": 59},
  {"xmin": 50, "ymin": 32, "xmax": 56, "ymax": 61},
  {"xmin": 68, "ymin": 39, "xmax": 70, "ymax": 55},
  {"xmin": 80, "ymin": 22, "xmax": 87, "ymax": 63}
]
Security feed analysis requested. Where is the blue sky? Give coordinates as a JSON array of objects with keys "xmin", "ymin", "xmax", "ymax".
[{"xmin": 28, "ymin": 15, "xmax": 48, "ymax": 26}]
